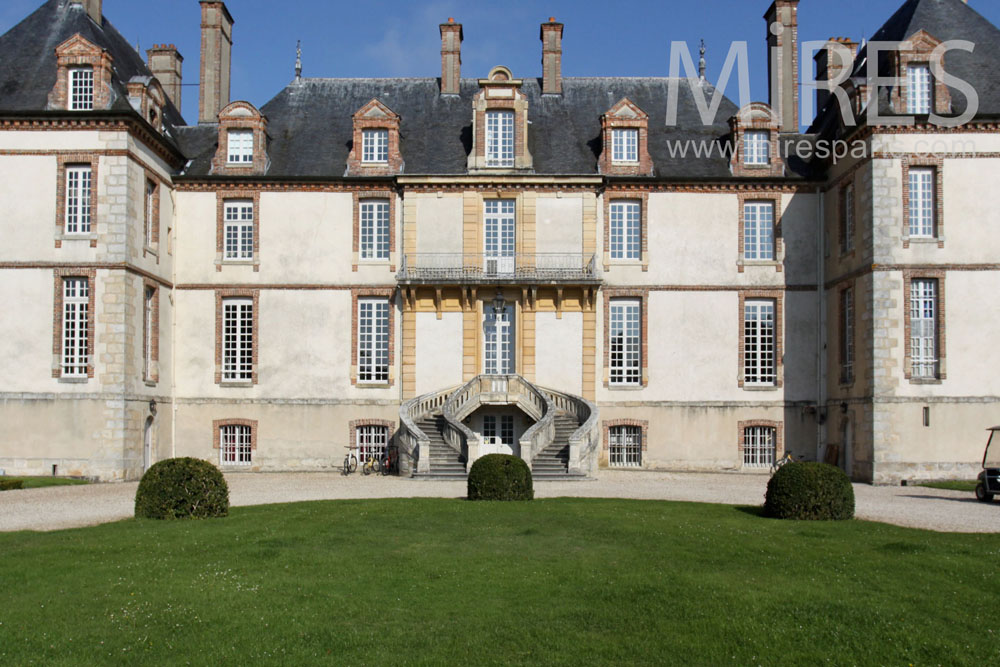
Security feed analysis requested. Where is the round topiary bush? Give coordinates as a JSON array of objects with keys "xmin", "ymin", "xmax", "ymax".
[
  {"xmin": 467, "ymin": 454, "xmax": 534, "ymax": 501},
  {"xmin": 135, "ymin": 457, "xmax": 230, "ymax": 520},
  {"xmin": 764, "ymin": 461, "xmax": 854, "ymax": 520}
]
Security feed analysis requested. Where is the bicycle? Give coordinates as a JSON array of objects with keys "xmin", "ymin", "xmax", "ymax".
[
  {"xmin": 342, "ymin": 448, "xmax": 358, "ymax": 475},
  {"xmin": 361, "ymin": 453, "xmax": 381, "ymax": 475},
  {"xmin": 770, "ymin": 451, "xmax": 796, "ymax": 474},
  {"xmin": 379, "ymin": 445, "xmax": 398, "ymax": 476}
]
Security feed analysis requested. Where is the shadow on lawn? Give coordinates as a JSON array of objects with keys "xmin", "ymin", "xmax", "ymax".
[{"xmin": 733, "ymin": 505, "xmax": 766, "ymax": 518}]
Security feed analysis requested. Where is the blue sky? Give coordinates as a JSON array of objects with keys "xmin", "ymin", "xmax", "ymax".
[{"xmin": 3, "ymin": 0, "xmax": 999, "ymax": 125}]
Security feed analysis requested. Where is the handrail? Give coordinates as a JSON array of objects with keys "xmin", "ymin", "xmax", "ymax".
[
  {"xmin": 540, "ymin": 387, "xmax": 600, "ymax": 476},
  {"xmin": 397, "ymin": 253, "xmax": 600, "ymax": 282},
  {"xmin": 398, "ymin": 385, "xmax": 458, "ymax": 475}
]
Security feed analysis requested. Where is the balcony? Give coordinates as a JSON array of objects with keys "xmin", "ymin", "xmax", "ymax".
[{"xmin": 397, "ymin": 253, "xmax": 600, "ymax": 285}]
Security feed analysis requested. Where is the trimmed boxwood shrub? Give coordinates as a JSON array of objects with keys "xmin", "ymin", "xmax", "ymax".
[
  {"xmin": 467, "ymin": 454, "xmax": 533, "ymax": 501},
  {"xmin": 134, "ymin": 457, "xmax": 229, "ymax": 520},
  {"xmin": 0, "ymin": 479, "xmax": 24, "ymax": 491},
  {"xmin": 764, "ymin": 461, "xmax": 854, "ymax": 520}
]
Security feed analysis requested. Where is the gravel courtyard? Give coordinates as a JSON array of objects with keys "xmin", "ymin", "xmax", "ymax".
[{"xmin": 1, "ymin": 470, "xmax": 997, "ymax": 533}]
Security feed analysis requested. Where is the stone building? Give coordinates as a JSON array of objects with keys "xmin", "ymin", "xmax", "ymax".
[{"xmin": 1, "ymin": 0, "xmax": 998, "ymax": 483}]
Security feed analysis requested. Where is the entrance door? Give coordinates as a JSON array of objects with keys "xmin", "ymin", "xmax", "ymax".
[
  {"xmin": 483, "ymin": 414, "xmax": 515, "ymax": 455},
  {"xmin": 484, "ymin": 200, "xmax": 515, "ymax": 275},
  {"xmin": 484, "ymin": 305, "xmax": 514, "ymax": 375},
  {"xmin": 143, "ymin": 417, "xmax": 153, "ymax": 472}
]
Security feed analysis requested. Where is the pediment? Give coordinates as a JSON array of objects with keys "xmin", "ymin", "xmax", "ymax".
[
  {"xmin": 55, "ymin": 33, "xmax": 103, "ymax": 58},
  {"xmin": 605, "ymin": 98, "xmax": 648, "ymax": 120},
  {"xmin": 353, "ymin": 98, "xmax": 399, "ymax": 122}
]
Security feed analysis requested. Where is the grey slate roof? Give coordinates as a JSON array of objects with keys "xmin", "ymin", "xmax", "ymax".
[
  {"xmin": 0, "ymin": 0, "xmax": 184, "ymax": 128},
  {"xmin": 809, "ymin": 0, "xmax": 1000, "ymax": 135}
]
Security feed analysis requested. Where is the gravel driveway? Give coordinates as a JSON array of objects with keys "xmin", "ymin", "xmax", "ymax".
[{"xmin": 1, "ymin": 470, "xmax": 997, "ymax": 533}]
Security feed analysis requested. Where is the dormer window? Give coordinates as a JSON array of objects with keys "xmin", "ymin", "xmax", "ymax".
[
  {"xmin": 69, "ymin": 67, "xmax": 94, "ymax": 110},
  {"xmin": 612, "ymin": 128, "xmax": 638, "ymax": 163},
  {"xmin": 907, "ymin": 64, "xmax": 931, "ymax": 114},
  {"xmin": 744, "ymin": 130, "xmax": 770, "ymax": 165},
  {"xmin": 485, "ymin": 110, "xmax": 515, "ymax": 167},
  {"xmin": 362, "ymin": 129, "xmax": 389, "ymax": 164},
  {"xmin": 227, "ymin": 129, "xmax": 253, "ymax": 164}
]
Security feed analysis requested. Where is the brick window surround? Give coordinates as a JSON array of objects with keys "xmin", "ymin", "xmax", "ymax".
[
  {"xmin": 54, "ymin": 154, "xmax": 100, "ymax": 248},
  {"xmin": 348, "ymin": 419, "xmax": 396, "ymax": 449},
  {"xmin": 737, "ymin": 192, "xmax": 783, "ymax": 272},
  {"xmin": 602, "ymin": 419, "xmax": 649, "ymax": 453},
  {"xmin": 901, "ymin": 155, "xmax": 945, "ymax": 248},
  {"xmin": 468, "ymin": 66, "xmax": 532, "ymax": 171},
  {"xmin": 889, "ymin": 30, "xmax": 952, "ymax": 116},
  {"xmin": 143, "ymin": 279, "xmax": 160, "ymax": 384},
  {"xmin": 213, "ymin": 417, "xmax": 258, "ymax": 455},
  {"xmin": 599, "ymin": 98, "xmax": 652, "ymax": 176},
  {"xmin": 737, "ymin": 290, "xmax": 784, "ymax": 389},
  {"xmin": 214, "ymin": 288, "xmax": 260, "ymax": 385},
  {"xmin": 346, "ymin": 99, "xmax": 403, "ymax": 176},
  {"xmin": 127, "ymin": 78, "xmax": 166, "ymax": 133},
  {"xmin": 143, "ymin": 171, "xmax": 161, "ymax": 260},
  {"xmin": 728, "ymin": 103, "xmax": 783, "ymax": 178},
  {"xmin": 215, "ymin": 190, "xmax": 261, "ymax": 271},
  {"xmin": 350, "ymin": 288, "xmax": 396, "ymax": 387},
  {"xmin": 603, "ymin": 191, "xmax": 649, "ymax": 271},
  {"xmin": 211, "ymin": 101, "xmax": 269, "ymax": 175},
  {"xmin": 738, "ymin": 419, "xmax": 784, "ymax": 465},
  {"xmin": 352, "ymin": 191, "xmax": 397, "ymax": 272},
  {"xmin": 47, "ymin": 34, "xmax": 114, "ymax": 111},
  {"xmin": 603, "ymin": 289, "xmax": 649, "ymax": 388},
  {"xmin": 52, "ymin": 268, "xmax": 96, "ymax": 379},
  {"xmin": 903, "ymin": 269, "xmax": 946, "ymax": 382}
]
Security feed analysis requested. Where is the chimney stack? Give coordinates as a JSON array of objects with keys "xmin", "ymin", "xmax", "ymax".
[
  {"xmin": 540, "ymin": 18, "xmax": 564, "ymax": 95},
  {"xmin": 198, "ymin": 1, "xmax": 234, "ymax": 123},
  {"xmin": 69, "ymin": 0, "xmax": 102, "ymax": 24},
  {"xmin": 814, "ymin": 38, "xmax": 857, "ymax": 112},
  {"xmin": 147, "ymin": 44, "xmax": 184, "ymax": 110},
  {"xmin": 764, "ymin": 0, "xmax": 799, "ymax": 132},
  {"xmin": 439, "ymin": 18, "xmax": 463, "ymax": 95}
]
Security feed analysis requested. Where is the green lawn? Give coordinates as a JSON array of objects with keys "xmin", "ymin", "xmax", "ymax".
[
  {"xmin": 0, "ymin": 476, "xmax": 89, "ymax": 489},
  {"xmin": 1, "ymin": 498, "xmax": 998, "ymax": 665},
  {"xmin": 917, "ymin": 480, "xmax": 978, "ymax": 492}
]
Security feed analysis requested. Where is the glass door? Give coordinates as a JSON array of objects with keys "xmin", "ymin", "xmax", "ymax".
[
  {"xmin": 484, "ymin": 200, "xmax": 515, "ymax": 275},
  {"xmin": 484, "ymin": 305, "xmax": 514, "ymax": 375}
]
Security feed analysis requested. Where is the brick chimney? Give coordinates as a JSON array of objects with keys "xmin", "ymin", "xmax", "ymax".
[
  {"xmin": 813, "ymin": 37, "xmax": 857, "ymax": 112},
  {"xmin": 147, "ymin": 44, "xmax": 184, "ymax": 110},
  {"xmin": 439, "ymin": 18, "xmax": 463, "ymax": 96},
  {"xmin": 198, "ymin": 1, "xmax": 233, "ymax": 123},
  {"xmin": 764, "ymin": 0, "xmax": 799, "ymax": 132},
  {"xmin": 540, "ymin": 17, "xmax": 564, "ymax": 95},
  {"xmin": 69, "ymin": 0, "xmax": 101, "ymax": 24}
]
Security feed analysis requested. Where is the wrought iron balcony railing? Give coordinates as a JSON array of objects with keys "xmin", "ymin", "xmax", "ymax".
[{"xmin": 397, "ymin": 253, "xmax": 599, "ymax": 283}]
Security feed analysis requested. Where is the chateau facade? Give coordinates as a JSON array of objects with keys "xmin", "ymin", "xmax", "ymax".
[{"xmin": 1, "ymin": 0, "xmax": 998, "ymax": 483}]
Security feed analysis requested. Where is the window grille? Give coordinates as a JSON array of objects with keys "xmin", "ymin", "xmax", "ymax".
[
  {"xmin": 841, "ymin": 183, "xmax": 854, "ymax": 253},
  {"xmin": 744, "ymin": 299, "xmax": 776, "ymax": 385},
  {"xmin": 222, "ymin": 298, "xmax": 253, "ymax": 381},
  {"xmin": 220, "ymin": 424, "xmax": 252, "ymax": 465},
  {"xmin": 65, "ymin": 165, "xmax": 92, "ymax": 234},
  {"xmin": 358, "ymin": 299, "xmax": 389, "ymax": 383},
  {"xmin": 910, "ymin": 279, "xmax": 938, "ymax": 378},
  {"xmin": 612, "ymin": 128, "xmax": 638, "ymax": 163},
  {"xmin": 223, "ymin": 201, "xmax": 254, "ymax": 260},
  {"xmin": 743, "ymin": 426, "xmax": 776, "ymax": 468},
  {"xmin": 144, "ymin": 179, "xmax": 156, "ymax": 247},
  {"xmin": 61, "ymin": 277, "xmax": 89, "ymax": 376},
  {"xmin": 744, "ymin": 130, "xmax": 770, "ymax": 165},
  {"xmin": 144, "ymin": 286, "xmax": 154, "ymax": 381},
  {"xmin": 908, "ymin": 168, "xmax": 935, "ymax": 238},
  {"xmin": 69, "ymin": 67, "xmax": 94, "ymax": 110},
  {"xmin": 609, "ymin": 299, "xmax": 641, "ymax": 385},
  {"xmin": 360, "ymin": 200, "xmax": 390, "ymax": 260},
  {"xmin": 907, "ymin": 64, "xmax": 931, "ymax": 114},
  {"xmin": 743, "ymin": 202, "xmax": 774, "ymax": 260},
  {"xmin": 840, "ymin": 288, "xmax": 854, "ymax": 383},
  {"xmin": 227, "ymin": 129, "xmax": 254, "ymax": 164},
  {"xmin": 356, "ymin": 425, "xmax": 388, "ymax": 461},
  {"xmin": 610, "ymin": 425, "xmax": 642, "ymax": 467},
  {"xmin": 609, "ymin": 201, "xmax": 641, "ymax": 260},
  {"xmin": 362, "ymin": 129, "xmax": 389, "ymax": 163},
  {"xmin": 485, "ymin": 110, "xmax": 515, "ymax": 167}
]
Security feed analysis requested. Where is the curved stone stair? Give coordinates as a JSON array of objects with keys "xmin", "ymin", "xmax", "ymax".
[
  {"xmin": 531, "ymin": 411, "xmax": 589, "ymax": 481},
  {"xmin": 412, "ymin": 412, "xmax": 468, "ymax": 480}
]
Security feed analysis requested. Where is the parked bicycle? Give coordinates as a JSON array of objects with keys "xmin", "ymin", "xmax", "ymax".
[
  {"xmin": 770, "ymin": 451, "xmax": 797, "ymax": 474},
  {"xmin": 361, "ymin": 453, "xmax": 381, "ymax": 475},
  {"xmin": 379, "ymin": 445, "xmax": 399, "ymax": 476},
  {"xmin": 342, "ymin": 447, "xmax": 358, "ymax": 475}
]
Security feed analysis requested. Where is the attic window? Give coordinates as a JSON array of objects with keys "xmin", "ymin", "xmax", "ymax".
[
  {"xmin": 362, "ymin": 129, "xmax": 389, "ymax": 163},
  {"xmin": 744, "ymin": 131, "xmax": 770, "ymax": 165},
  {"xmin": 69, "ymin": 67, "xmax": 94, "ymax": 110},
  {"xmin": 227, "ymin": 129, "xmax": 254, "ymax": 164},
  {"xmin": 485, "ymin": 110, "xmax": 515, "ymax": 167},
  {"xmin": 612, "ymin": 128, "xmax": 638, "ymax": 163},
  {"xmin": 907, "ymin": 65, "xmax": 931, "ymax": 114}
]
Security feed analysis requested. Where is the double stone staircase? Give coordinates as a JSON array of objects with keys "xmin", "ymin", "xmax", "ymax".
[{"xmin": 399, "ymin": 375, "xmax": 599, "ymax": 480}]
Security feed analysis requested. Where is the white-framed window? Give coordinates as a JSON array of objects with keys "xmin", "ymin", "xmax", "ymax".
[
  {"xmin": 143, "ymin": 286, "xmax": 154, "ymax": 381},
  {"xmin": 908, "ymin": 167, "xmax": 935, "ymax": 238},
  {"xmin": 841, "ymin": 182, "xmax": 855, "ymax": 253},
  {"xmin": 144, "ymin": 179, "xmax": 156, "ymax": 247},
  {"xmin": 483, "ymin": 415, "xmax": 515, "ymax": 450},
  {"xmin": 362, "ymin": 129, "xmax": 389, "ymax": 163},
  {"xmin": 220, "ymin": 424, "xmax": 252, "ymax": 465},
  {"xmin": 609, "ymin": 425, "xmax": 642, "ymax": 467},
  {"xmin": 744, "ymin": 130, "xmax": 770, "ymax": 165},
  {"xmin": 840, "ymin": 287, "xmax": 854, "ymax": 383},
  {"xmin": 227, "ymin": 129, "xmax": 254, "ymax": 164},
  {"xmin": 611, "ymin": 128, "xmax": 638, "ymax": 163},
  {"xmin": 356, "ymin": 424, "xmax": 388, "ymax": 461},
  {"xmin": 910, "ymin": 279, "xmax": 938, "ymax": 379},
  {"xmin": 484, "ymin": 199, "xmax": 516, "ymax": 275},
  {"xmin": 68, "ymin": 67, "xmax": 94, "ymax": 110},
  {"xmin": 907, "ymin": 64, "xmax": 931, "ymax": 114},
  {"xmin": 609, "ymin": 299, "xmax": 641, "ymax": 386},
  {"xmin": 61, "ymin": 277, "xmax": 89, "ymax": 377},
  {"xmin": 485, "ymin": 110, "xmax": 515, "ymax": 167},
  {"xmin": 743, "ymin": 425, "xmax": 776, "ymax": 468},
  {"xmin": 358, "ymin": 298, "xmax": 390, "ymax": 383},
  {"xmin": 64, "ymin": 165, "xmax": 92, "ymax": 234},
  {"xmin": 359, "ymin": 199, "xmax": 390, "ymax": 260},
  {"xmin": 743, "ymin": 201, "xmax": 774, "ymax": 261},
  {"xmin": 744, "ymin": 299, "xmax": 776, "ymax": 386},
  {"xmin": 609, "ymin": 201, "xmax": 641, "ymax": 260},
  {"xmin": 222, "ymin": 298, "xmax": 253, "ymax": 381},
  {"xmin": 223, "ymin": 200, "xmax": 254, "ymax": 261}
]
